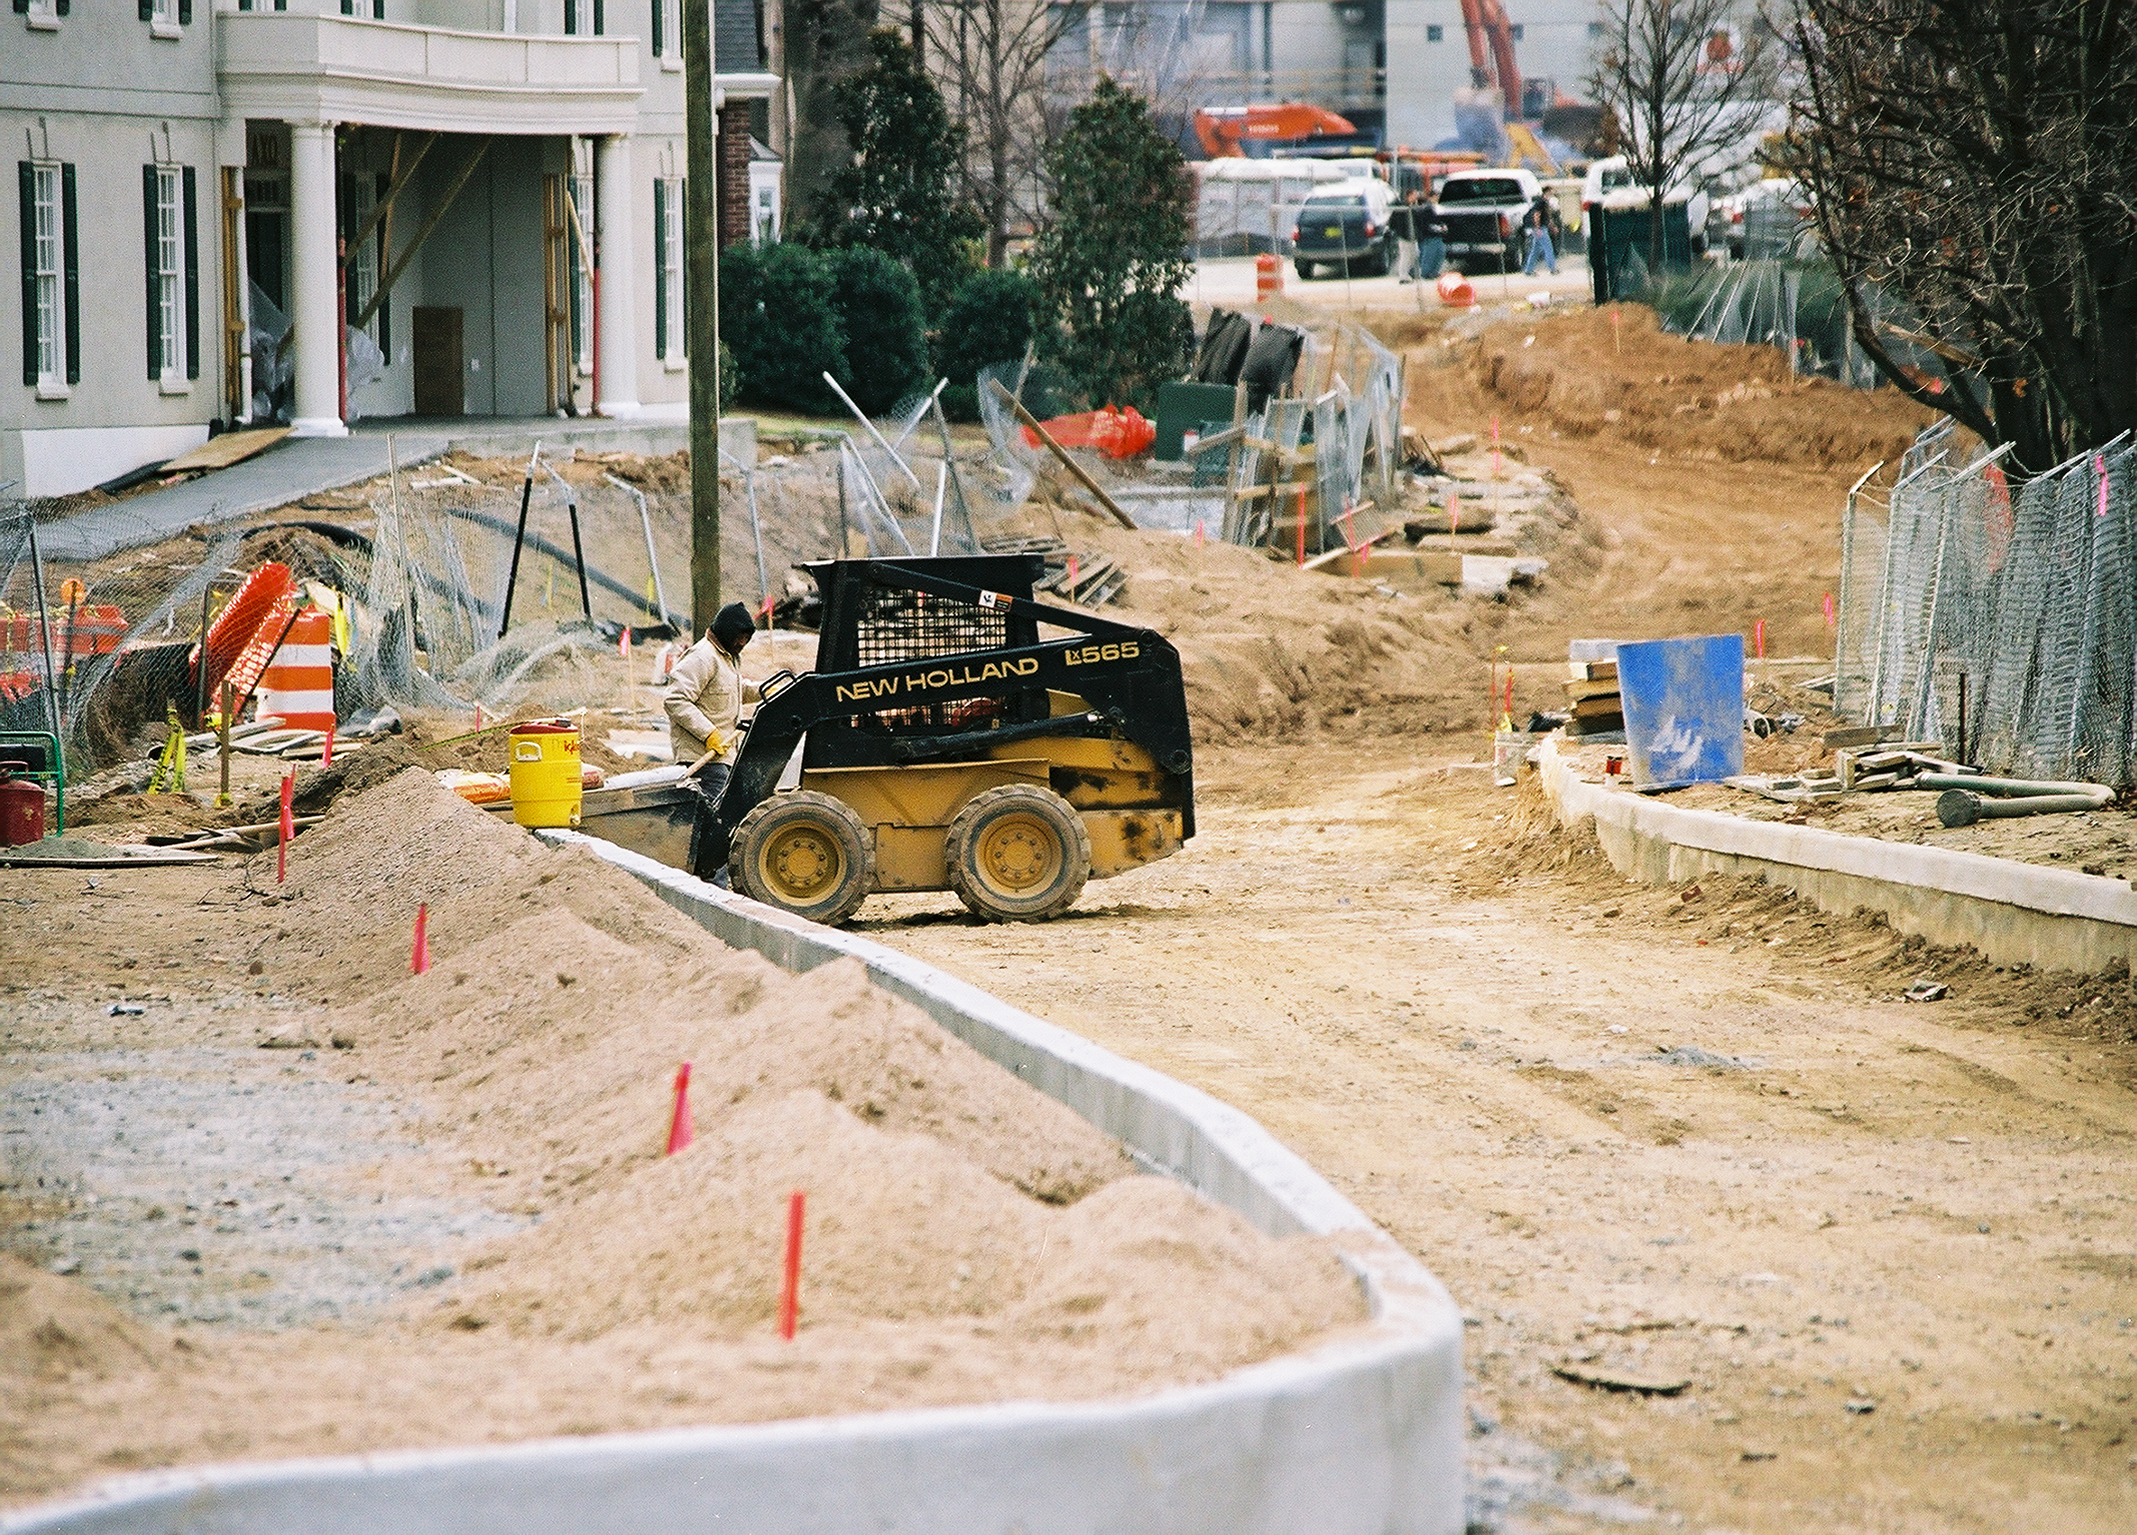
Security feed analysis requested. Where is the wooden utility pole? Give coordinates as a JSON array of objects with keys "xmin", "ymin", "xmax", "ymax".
[{"xmin": 683, "ymin": 0, "xmax": 721, "ymax": 634}]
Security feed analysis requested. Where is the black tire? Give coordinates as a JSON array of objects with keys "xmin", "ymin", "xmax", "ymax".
[
  {"xmin": 1294, "ymin": 259, "xmax": 1316, "ymax": 281},
  {"xmin": 944, "ymin": 784, "xmax": 1091, "ymax": 923},
  {"xmin": 730, "ymin": 790, "xmax": 874, "ymax": 926}
]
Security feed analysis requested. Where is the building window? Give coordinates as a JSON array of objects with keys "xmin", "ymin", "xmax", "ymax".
[
  {"xmin": 143, "ymin": 163, "xmax": 197, "ymax": 385},
  {"xmin": 19, "ymin": 161, "xmax": 79, "ymax": 390},
  {"xmin": 654, "ymin": 0, "xmax": 679, "ymax": 57},
  {"xmin": 570, "ymin": 171, "xmax": 593, "ymax": 373},
  {"xmin": 337, "ymin": 1, "xmax": 386, "ymax": 16},
  {"xmin": 21, "ymin": 0, "xmax": 68, "ymax": 29},
  {"xmin": 145, "ymin": 0, "xmax": 192, "ymax": 30},
  {"xmin": 654, "ymin": 176, "xmax": 684, "ymax": 361},
  {"xmin": 564, "ymin": 0, "xmax": 603, "ymax": 34},
  {"xmin": 1425, "ymin": 23, "xmax": 1442, "ymax": 41}
]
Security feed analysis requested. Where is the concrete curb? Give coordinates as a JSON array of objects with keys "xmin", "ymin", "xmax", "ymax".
[
  {"xmin": 4, "ymin": 835, "xmax": 1465, "ymax": 1535},
  {"xmin": 1539, "ymin": 735, "xmax": 2137, "ymax": 973}
]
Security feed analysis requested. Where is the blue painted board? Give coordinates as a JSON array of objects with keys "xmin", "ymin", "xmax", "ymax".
[{"xmin": 1617, "ymin": 635, "xmax": 1745, "ymax": 787}]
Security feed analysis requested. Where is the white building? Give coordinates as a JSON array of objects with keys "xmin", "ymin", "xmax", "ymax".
[
  {"xmin": 1050, "ymin": 0, "xmax": 1606, "ymax": 156},
  {"xmin": 4, "ymin": 1, "xmax": 783, "ymax": 500}
]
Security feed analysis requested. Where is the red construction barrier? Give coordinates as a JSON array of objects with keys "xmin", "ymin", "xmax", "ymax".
[{"xmin": 194, "ymin": 563, "xmax": 295, "ymax": 698}]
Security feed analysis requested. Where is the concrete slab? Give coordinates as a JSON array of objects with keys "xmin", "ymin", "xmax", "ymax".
[{"xmin": 35, "ymin": 435, "xmax": 448, "ymax": 564}]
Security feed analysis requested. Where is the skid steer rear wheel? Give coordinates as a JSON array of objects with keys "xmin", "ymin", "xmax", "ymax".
[
  {"xmin": 730, "ymin": 791, "xmax": 874, "ymax": 927},
  {"xmin": 944, "ymin": 785, "xmax": 1091, "ymax": 923}
]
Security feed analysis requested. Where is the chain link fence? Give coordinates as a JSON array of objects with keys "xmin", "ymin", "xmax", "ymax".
[
  {"xmin": 973, "ymin": 318, "xmax": 1405, "ymax": 562},
  {"xmin": 1836, "ymin": 421, "xmax": 2137, "ymax": 784}
]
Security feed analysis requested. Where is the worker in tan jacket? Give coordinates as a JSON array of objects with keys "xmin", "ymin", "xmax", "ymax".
[{"xmin": 664, "ymin": 602, "xmax": 761, "ymax": 798}]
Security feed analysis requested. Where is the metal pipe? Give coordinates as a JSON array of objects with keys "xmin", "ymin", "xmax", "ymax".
[
  {"xmin": 497, "ymin": 440, "xmax": 542, "ymax": 639},
  {"xmin": 821, "ymin": 371, "xmax": 923, "ymax": 492},
  {"xmin": 1917, "ymin": 772, "xmax": 2112, "ymax": 799},
  {"xmin": 929, "ymin": 461, "xmax": 948, "ymax": 557},
  {"xmin": 603, "ymin": 472, "xmax": 671, "ymax": 625},
  {"xmin": 1937, "ymin": 788, "xmax": 2113, "ymax": 827}
]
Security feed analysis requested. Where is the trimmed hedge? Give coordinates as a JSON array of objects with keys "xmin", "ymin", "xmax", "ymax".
[
  {"xmin": 720, "ymin": 242, "xmax": 845, "ymax": 414},
  {"xmin": 935, "ymin": 267, "xmax": 1040, "ymax": 422},
  {"xmin": 827, "ymin": 247, "xmax": 931, "ymax": 416},
  {"xmin": 720, "ymin": 243, "xmax": 930, "ymax": 418}
]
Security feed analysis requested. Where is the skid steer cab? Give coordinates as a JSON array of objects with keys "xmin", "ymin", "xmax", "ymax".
[{"xmin": 689, "ymin": 556, "xmax": 1196, "ymax": 926}]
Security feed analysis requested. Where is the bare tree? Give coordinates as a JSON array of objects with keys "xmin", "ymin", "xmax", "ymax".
[
  {"xmin": 1585, "ymin": 0, "xmax": 1781, "ymax": 263},
  {"xmin": 918, "ymin": 0, "xmax": 1092, "ymax": 266},
  {"xmin": 1792, "ymin": 0, "xmax": 2137, "ymax": 475}
]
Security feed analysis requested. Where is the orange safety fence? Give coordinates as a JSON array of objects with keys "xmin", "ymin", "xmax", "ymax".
[{"xmin": 1019, "ymin": 405, "xmax": 1157, "ymax": 460}]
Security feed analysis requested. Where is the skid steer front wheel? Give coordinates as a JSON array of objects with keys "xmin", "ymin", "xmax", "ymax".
[
  {"xmin": 945, "ymin": 785, "xmax": 1091, "ymax": 923},
  {"xmin": 731, "ymin": 791, "xmax": 874, "ymax": 926}
]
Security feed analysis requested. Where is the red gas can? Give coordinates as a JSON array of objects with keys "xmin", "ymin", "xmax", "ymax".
[{"xmin": 0, "ymin": 763, "xmax": 46, "ymax": 846}]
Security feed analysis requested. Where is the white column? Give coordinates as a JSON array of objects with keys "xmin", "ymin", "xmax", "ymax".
[
  {"xmin": 288, "ymin": 122, "xmax": 347, "ymax": 438},
  {"xmin": 594, "ymin": 134, "xmax": 640, "ymax": 418}
]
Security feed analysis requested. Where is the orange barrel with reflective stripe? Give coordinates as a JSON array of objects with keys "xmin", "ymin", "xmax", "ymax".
[{"xmin": 254, "ymin": 609, "xmax": 337, "ymax": 731}]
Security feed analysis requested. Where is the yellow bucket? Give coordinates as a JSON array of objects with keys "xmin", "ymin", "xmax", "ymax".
[{"xmin": 508, "ymin": 719, "xmax": 582, "ymax": 828}]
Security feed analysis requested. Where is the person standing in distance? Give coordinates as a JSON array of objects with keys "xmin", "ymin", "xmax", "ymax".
[{"xmin": 664, "ymin": 601, "xmax": 762, "ymax": 802}]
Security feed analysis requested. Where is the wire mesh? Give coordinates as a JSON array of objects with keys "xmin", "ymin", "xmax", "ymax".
[{"xmin": 1837, "ymin": 424, "xmax": 2137, "ymax": 784}]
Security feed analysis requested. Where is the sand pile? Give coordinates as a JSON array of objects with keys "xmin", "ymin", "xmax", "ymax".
[{"xmin": 1, "ymin": 769, "xmax": 1367, "ymax": 1506}]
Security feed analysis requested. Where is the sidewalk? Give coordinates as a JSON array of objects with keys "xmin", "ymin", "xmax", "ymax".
[{"xmin": 38, "ymin": 413, "xmax": 729, "ymax": 565}]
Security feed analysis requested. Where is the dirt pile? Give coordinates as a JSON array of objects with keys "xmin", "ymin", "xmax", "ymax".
[
  {"xmin": 1020, "ymin": 507, "xmax": 1591, "ymax": 746},
  {"xmin": 1, "ymin": 769, "xmax": 1367, "ymax": 1507},
  {"xmin": 0, "ymin": 1256, "xmax": 162, "ymax": 1389},
  {"xmin": 1398, "ymin": 305, "xmax": 1932, "ymax": 472}
]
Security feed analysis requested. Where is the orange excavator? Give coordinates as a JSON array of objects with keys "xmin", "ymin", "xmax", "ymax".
[
  {"xmin": 1193, "ymin": 104, "xmax": 1356, "ymax": 159},
  {"xmin": 1457, "ymin": 0, "xmax": 1523, "ymax": 111}
]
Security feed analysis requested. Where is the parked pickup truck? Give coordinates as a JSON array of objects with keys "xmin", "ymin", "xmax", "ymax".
[{"xmin": 1432, "ymin": 168, "xmax": 1543, "ymax": 274}]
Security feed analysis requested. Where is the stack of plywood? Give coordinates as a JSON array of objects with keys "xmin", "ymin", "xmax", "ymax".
[{"xmin": 1563, "ymin": 658, "xmax": 1624, "ymax": 737}]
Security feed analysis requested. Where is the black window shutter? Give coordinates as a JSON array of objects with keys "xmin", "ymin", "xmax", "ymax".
[
  {"xmin": 651, "ymin": 0, "xmax": 662, "ymax": 54},
  {"xmin": 17, "ymin": 163, "xmax": 34, "ymax": 387},
  {"xmin": 61, "ymin": 163, "xmax": 79, "ymax": 385},
  {"xmin": 182, "ymin": 165, "xmax": 199, "ymax": 380},
  {"xmin": 563, "ymin": 1, "xmax": 574, "ymax": 32},
  {"xmin": 373, "ymin": 0, "xmax": 384, "ymax": 16},
  {"xmin": 593, "ymin": 0, "xmax": 603, "ymax": 34},
  {"xmin": 14, "ymin": 0, "xmax": 31, "ymax": 16},
  {"xmin": 139, "ymin": 0, "xmax": 152, "ymax": 20},
  {"xmin": 143, "ymin": 164, "xmax": 161, "ymax": 379},
  {"xmin": 179, "ymin": 0, "xmax": 191, "ymax": 23},
  {"xmin": 55, "ymin": 0, "xmax": 68, "ymax": 15},
  {"xmin": 652, "ymin": 178, "xmax": 666, "ymax": 360}
]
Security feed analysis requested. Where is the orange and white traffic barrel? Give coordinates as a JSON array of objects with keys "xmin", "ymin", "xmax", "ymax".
[
  {"xmin": 255, "ymin": 609, "xmax": 337, "ymax": 731},
  {"xmin": 1256, "ymin": 251, "xmax": 1284, "ymax": 301}
]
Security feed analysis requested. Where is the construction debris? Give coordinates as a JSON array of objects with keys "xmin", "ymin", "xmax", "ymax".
[{"xmin": 1563, "ymin": 657, "xmax": 1624, "ymax": 738}]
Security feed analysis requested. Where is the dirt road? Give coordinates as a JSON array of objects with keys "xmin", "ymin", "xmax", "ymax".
[{"xmin": 861, "ymin": 739, "xmax": 2137, "ymax": 1534}]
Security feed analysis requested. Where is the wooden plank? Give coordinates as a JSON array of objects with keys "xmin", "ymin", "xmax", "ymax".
[
  {"xmin": 160, "ymin": 426, "xmax": 291, "ymax": 474},
  {"xmin": 991, "ymin": 381, "xmax": 1137, "ymax": 530},
  {"xmin": 1568, "ymin": 659, "xmax": 1619, "ymax": 682},
  {"xmin": 1562, "ymin": 677, "xmax": 1621, "ymax": 702},
  {"xmin": 1821, "ymin": 724, "xmax": 1900, "ymax": 748},
  {"xmin": 1570, "ymin": 694, "xmax": 1626, "ymax": 720}
]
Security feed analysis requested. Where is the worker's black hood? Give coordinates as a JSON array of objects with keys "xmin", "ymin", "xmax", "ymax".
[{"xmin": 710, "ymin": 602, "xmax": 756, "ymax": 656}]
